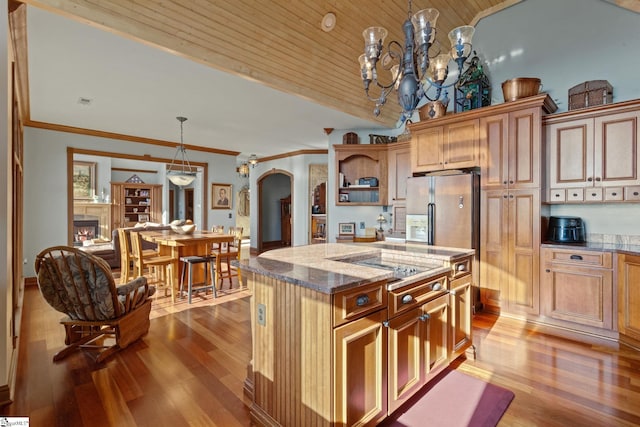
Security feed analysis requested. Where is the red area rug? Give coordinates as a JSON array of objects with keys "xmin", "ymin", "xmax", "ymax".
[{"xmin": 381, "ymin": 368, "xmax": 514, "ymax": 427}]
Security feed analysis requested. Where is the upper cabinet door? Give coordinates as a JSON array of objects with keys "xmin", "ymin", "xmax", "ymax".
[
  {"xmin": 411, "ymin": 119, "xmax": 479, "ymax": 173},
  {"xmin": 595, "ymin": 110, "xmax": 640, "ymax": 187},
  {"xmin": 480, "ymin": 113, "xmax": 509, "ymax": 190},
  {"xmin": 546, "ymin": 118, "xmax": 594, "ymax": 189},
  {"xmin": 508, "ymin": 106, "xmax": 541, "ymax": 189}
]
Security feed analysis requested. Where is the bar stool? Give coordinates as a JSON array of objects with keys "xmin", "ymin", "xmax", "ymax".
[{"xmin": 179, "ymin": 255, "xmax": 216, "ymax": 303}]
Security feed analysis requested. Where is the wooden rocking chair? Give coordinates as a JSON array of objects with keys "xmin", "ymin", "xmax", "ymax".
[{"xmin": 35, "ymin": 246, "xmax": 156, "ymax": 363}]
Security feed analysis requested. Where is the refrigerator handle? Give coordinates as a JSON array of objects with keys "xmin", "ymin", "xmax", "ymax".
[{"xmin": 427, "ymin": 203, "xmax": 435, "ymax": 245}]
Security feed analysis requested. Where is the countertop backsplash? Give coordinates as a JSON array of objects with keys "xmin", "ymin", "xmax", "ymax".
[{"xmin": 587, "ymin": 233, "xmax": 640, "ymax": 246}]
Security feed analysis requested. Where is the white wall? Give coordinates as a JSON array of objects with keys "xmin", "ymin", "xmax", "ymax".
[
  {"xmin": 474, "ymin": 0, "xmax": 640, "ymax": 111},
  {"xmin": 472, "ymin": 0, "xmax": 640, "ymax": 236},
  {"xmin": 249, "ymin": 153, "xmax": 330, "ymax": 249},
  {"xmin": 23, "ymin": 127, "xmax": 243, "ymax": 277}
]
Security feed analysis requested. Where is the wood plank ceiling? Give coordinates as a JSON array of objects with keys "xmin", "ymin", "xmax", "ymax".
[{"xmin": 17, "ymin": 0, "xmax": 523, "ymax": 127}]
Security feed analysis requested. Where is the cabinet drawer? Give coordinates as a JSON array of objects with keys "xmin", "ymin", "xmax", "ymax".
[
  {"xmin": 549, "ymin": 189, "xmax": 566, "ymax": 202},
  {"xmin": 625, "ymin": 186, "xmax": 640, "ymax": 201},
  {"xmin": 451, "ymin": 257, "xmax": 472, "ymax": 279},
  {"xmin": 585, "ymin": 187, "xmax": 603, "ymax": 201},
  {"xmin": 333, "ymin": 281, "xmax": 387, "ymax": 327},
  {"xmin": 566, "ymin": 188, "xmax": 584, "ymax": 201},
  {"xmin": 544, "ymin": 248, "xmax": 612, "ymax": 269},
  {"xmin": 604, "ymin": 187, "xmax": 624, "ymax": 201},
  {"xmin": 389, "ymin": 273, "xmax": 448, "ymax": 317}
]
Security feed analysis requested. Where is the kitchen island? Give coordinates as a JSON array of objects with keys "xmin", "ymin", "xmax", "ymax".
[{"xmin": 237, "ymin": 242, "xmax": 475, "ymax": 427}]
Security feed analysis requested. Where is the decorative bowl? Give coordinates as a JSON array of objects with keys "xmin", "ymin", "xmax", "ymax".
[{"xmin": 501, "ymin": 78, "xmax": 542, "ymax": 102}]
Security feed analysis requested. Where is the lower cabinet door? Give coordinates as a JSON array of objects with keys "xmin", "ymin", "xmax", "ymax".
[
  {"xmin": 387, "ymin": 307, "xmax": 424, "ymax": 413},
  {"xmin": 449, "ymin": 276, "xmax": 473, "ymax": 361},
  {"xmin": 423, "ymin": 294, "xmax": 449, "ymax": 382},
  {"xmin": 334, "ymin": 309, "xmax": 388, "ymax": 427}
]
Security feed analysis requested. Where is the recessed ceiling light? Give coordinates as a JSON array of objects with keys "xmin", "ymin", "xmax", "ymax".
[
  {"xmin": 77, "ymin": 97, "xmax": 93, "ymax": 106},
  {"xmin": 321, "ymin": 12, "xmax": 336, "ymax": 32}
]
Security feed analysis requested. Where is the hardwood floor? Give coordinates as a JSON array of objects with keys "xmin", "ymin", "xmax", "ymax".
[{"xmin": 4, "ymin": 285, "xmax": 640, "ymax": 426}]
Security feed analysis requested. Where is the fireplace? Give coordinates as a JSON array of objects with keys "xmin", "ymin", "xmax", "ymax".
[{"xmin": 73, "ymin": 215, "xmax": 99, "ymax": 246}]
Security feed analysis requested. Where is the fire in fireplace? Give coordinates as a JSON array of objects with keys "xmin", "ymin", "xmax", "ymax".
[{"xmin": 73, "ymin": 216, "xmax": 99, "ymax": 246}]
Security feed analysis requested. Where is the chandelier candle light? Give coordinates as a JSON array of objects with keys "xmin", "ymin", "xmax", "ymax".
[
  {"xmin": 359, "ymin": 0, "xmax": 475, "ymax": 122},
  {"xmin": 167, "ymin": 116, "xmax": 196, "ymax": 187}
]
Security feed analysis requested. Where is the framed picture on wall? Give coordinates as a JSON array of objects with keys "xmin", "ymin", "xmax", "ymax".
[
  {"xmin": 211, "ymin": 183, "xmax": 232, "ymax": 209},
  {"xmin": 72, "ymin": 161, "xmax": 96, "ymax": 199},
  {"xmin": 338, "ymin": 222, "xmax": 356, "ymax": 236}
]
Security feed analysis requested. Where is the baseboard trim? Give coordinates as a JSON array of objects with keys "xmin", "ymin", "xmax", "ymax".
[
  {"xmin": 0, "ymin": 383, "xmax": 12, "ymax": 407},
  {"xmin": 24, "ymin": 276, "xmax": 37, "ymax": 287}
]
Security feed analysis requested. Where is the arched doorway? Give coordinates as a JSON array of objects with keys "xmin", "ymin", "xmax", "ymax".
[{"xmin": 257, "ymin": 169, "xmax": 293, "ymax": 253}]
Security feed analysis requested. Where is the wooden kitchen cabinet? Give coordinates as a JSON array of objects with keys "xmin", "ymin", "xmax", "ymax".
[
  {"xmin": 618, "ymin": 253, "xmax": 640, "ymax": 346},
  {"xmin": 480, "ymin": 106, "xmax": 542, "ymax": 190},
  {"xmin": 335, "ymin": 144, "xmax": 388, "ymax": 206},
  {"xmin": 334, "ymin": 309, "xmax": 388, "ymax": 426},
  {"xmin": 541, "ymin": 247, "xmax": 614, "ymax": 332},
  {"xmin": 449, "ymin": 275, "xmax": 473, "ymax": 361},
  {"xmin": 387, "ymin": 293, "xmax": 449, "ymax": 414},
  {"xmin": 544, "ymin": 100, "xmax": 640, "ymax": 203},
  {"xmin": 481, "ymin": 188, "xmax": 541, "ymax": 315},
  {"xmin": 388, "ymin": 141, "xmax": 411, "ymax": 203},
  {"xmin": 478, "ymin": 97, "xmax": 556, "ymax": 315},
  {"xmin": 410, "ymin": 118, "xmax": 479, "ymax": 173}
]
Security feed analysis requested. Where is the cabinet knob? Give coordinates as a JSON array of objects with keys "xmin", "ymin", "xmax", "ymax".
[
  {"xmin": 419, "ymin": 313, "xmax": 430, "ymax": 322},
  {"xmin": 573, "ymin": 193, "xmax": 578, "ymax": 197},
  {"xmin": 509, "ymin": 194, "xmax": 514, "ymax": 199},
  {"xmin": 587, "ymin": 177, "xmax": 593, "ymax": 182},
  {"xmin": 591, "ymin": 193, "xmax": 597, "ymax": 197},
  {"xmin": 449, "ymin": 289, "xmax": 457, "ymax": 296},
  {"xmin": 554, "ymin": 193, "xmax": 560, "ymax": 197},
  {"xmin": 382, "ymin": 321, "xmax": 389, "ymax": 328},
  {"xmin": 635, "ymin": 192, "xmax": 639, "ymax": 196},
  {"xmin": 431, "ymin": 282, "xmax": 443, "ymax": 291},
  {"xmin": 595, "ymin": 177, "xmax": 601, "ymax": 182},
  {"xmin": 355, "ymin": 295, "xmax": 370, "ymax": 306},
  {"xmin": 509, "ymin": 180, "xmax": 514, "ymax": 184},
  {"xmin": 503, "ymin": 194, "xmax": 508, "ymax": 199},
  {"xmin": 570, "ymin": 254, "xmax": 583, "ymax": 260},
  {"xmin": 545, "ymin": 269, "xmax": 550, "ymax": 273},
  {"xmin": 503, "ymin": 181, "xmax": 507, "ymax": 185},
  {"xmin": 612, "ymin": 192, "xmax": 617, "ymax": 196},
  {"xmin": 401, "ymin": 294, "xmax": 413, "ymax": 304}
]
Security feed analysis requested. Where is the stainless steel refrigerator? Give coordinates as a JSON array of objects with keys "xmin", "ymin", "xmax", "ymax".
[{"xmin": 405, "ymin": 171, "xmax": 479, "ymax": 250}]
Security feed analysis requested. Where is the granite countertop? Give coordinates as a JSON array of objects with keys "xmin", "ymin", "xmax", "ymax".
[
  {"xmin": 541, "ymin": 241, "xmax": 640, "ymax": 255},
  {"xmin": 235, "ymin": 242, "xmax": 474, "ymax": 294}
]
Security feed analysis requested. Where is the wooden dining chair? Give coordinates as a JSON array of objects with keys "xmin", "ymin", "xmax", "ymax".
[
  {"xmin": 130, "ymin": 231, "xmax": 176, "ymax": 302},
  {"xmin": 117, "ymin": 228, "xmax": 158, "ymax": 283},
  {"xmin": 214, "ymin": 227, "xmax": 243, "ymax": 289}
]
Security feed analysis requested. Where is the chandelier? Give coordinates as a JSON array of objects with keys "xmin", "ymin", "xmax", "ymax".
[
  {"xmin": 167, "ymin": 116, "xmax": 196, "ymax": 187},
  {"xmin": 359, "ymin": 0, "xmax": 475, "ymax": 122}
]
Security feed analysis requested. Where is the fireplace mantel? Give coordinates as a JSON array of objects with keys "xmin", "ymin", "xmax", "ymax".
[{"xmin": 73, "ymin": 202, "xmax": 111, "ymax": 240}]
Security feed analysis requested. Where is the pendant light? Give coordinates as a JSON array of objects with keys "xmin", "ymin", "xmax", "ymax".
[{"xmin": 167, "ymin": 116, "xmax": 196, "ymax": 186}]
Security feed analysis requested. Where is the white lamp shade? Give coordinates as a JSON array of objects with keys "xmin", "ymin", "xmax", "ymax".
[{"xmin": 168, "ymin": 173, "xmax": 196, "ymax": 187}]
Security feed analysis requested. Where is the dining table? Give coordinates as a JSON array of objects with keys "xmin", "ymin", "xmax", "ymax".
[{"xmin": 139, "ymin": 229, "xmax": 235, "ymax": 296}]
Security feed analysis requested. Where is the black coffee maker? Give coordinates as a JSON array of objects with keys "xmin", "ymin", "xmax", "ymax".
[{"xmin": 547, "ymin": 216, "xmax": 586, "ymax": 243}]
